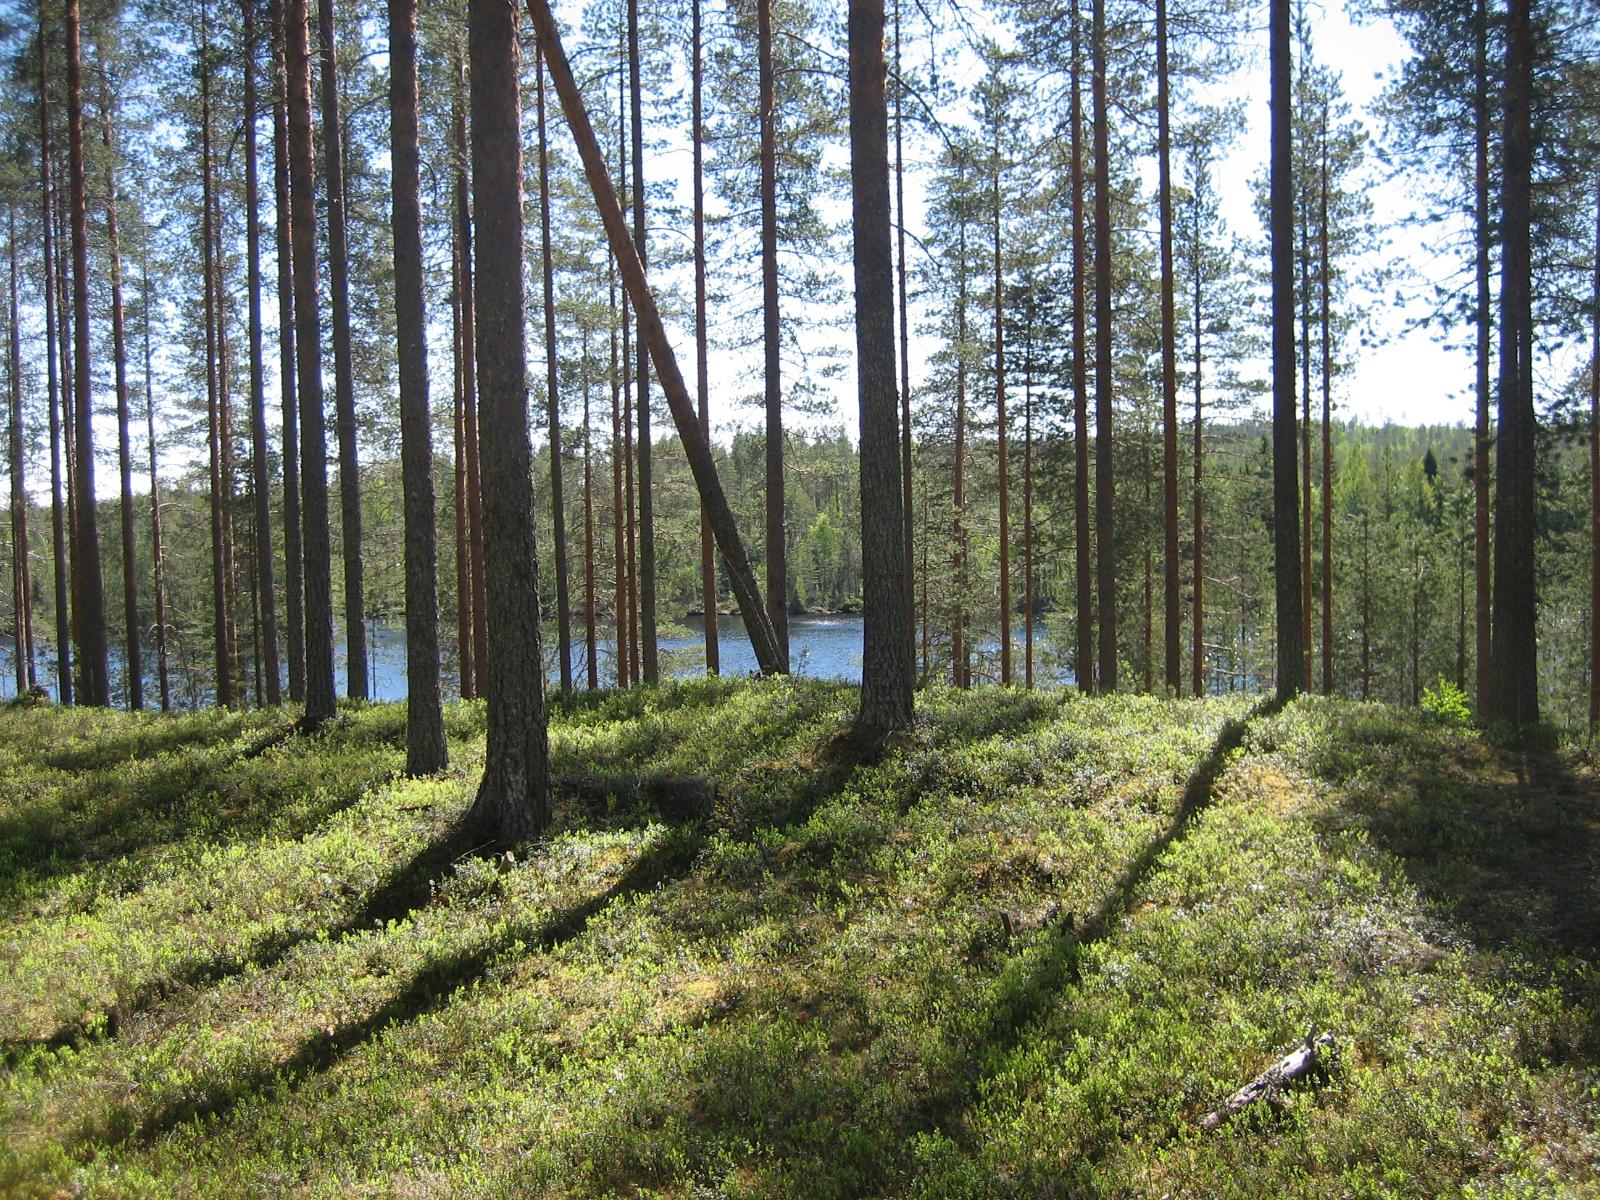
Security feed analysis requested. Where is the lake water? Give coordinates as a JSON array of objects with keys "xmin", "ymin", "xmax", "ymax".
[{"xmin": 0, "ymin": 613, "xmax": 1074, "ymax": 706}]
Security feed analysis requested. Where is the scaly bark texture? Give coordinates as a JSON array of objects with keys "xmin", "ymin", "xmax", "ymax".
[
  {"xmin": 389, "ymin": 0, "xmax": 446, "ymax": 772},
  {"xmin": 272, "ymin": 0, "xmax": 305, "ymax": 703},
  {"xmin": 468, "ymin": 0, "xmax": 550, "ymax": 842},
  {"xmin": 849, "ymin": 0, "xmax": 913, "ymax": 737},
  {"xmin": 1071, "ymin": 0, "xmax": 1091, "ymax": 693}
]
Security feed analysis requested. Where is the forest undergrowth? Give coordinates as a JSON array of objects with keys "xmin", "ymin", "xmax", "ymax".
[{"xmin": 0, "ymin": 679, "xmax": 1596, "ymax": 1197}]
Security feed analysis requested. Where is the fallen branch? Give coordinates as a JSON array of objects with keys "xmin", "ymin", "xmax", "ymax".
[{"xmin": 1200, "ymin": 1031, "xmax": 1337, "ymax": 1130}]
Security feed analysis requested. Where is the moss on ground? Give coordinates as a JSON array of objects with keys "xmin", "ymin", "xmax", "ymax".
[{"xmin": 0, "ymin": 681, "xmax": 1594, "ymax": 1197}]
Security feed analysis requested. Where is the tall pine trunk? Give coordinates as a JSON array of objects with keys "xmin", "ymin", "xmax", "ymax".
[
  {"xmin": 316, "ymin": 0, "xmax": 367, "ymax": 701},
  {"xmin": 272, "ymin": 0, "xmax": 305, "ymax": 703},
  {"xmin": 468, "ymin": 0, "xmax": 550, "ymax": 842},
  {"xmin": 141, "ymin": 261, "xmax": 170, "ymax": 711},
  {"xmin": 1156, "ymin": 0, "xmax": 1180, "ymax": 693},
  {"xmin": 454, "ymin": 63, "xmax": 487, "ymax": 700},
  {"xmin": 758, "ymin": 0, "xmax": 788, "ymax": 668},
  {"xmin": 65, "ymin": 0, "xmax": 109, "ymax": 706},
  {"xmin": 627, "ymin": 0, "xmax": 658, "ymax": 683},
  {"xmin": 536, "ymin": 48, "xmax": 572, "ymax": 692},
  {"xmin": 1487, "ymin": 0, "xmax": 1537, "ymax": 723},
  {"xmin": 1589, "ymin": 174, "xmax": 1599, "ymax": 727},
  {"xmin": 1473, "ymin": 0, "xmax": 1492, "ymax": 712},
  {"xmin": 285, "ymin": 0, "xmax": 338, "ymax": 727},
  {"xmin": 243, "ymin": 0, "xmax": 281, "ymax": 705},
  {"xmin": 849, "ymin": 0, "xmax": 912, "ymax": 737},
  {"xmin": 1319, "ymin": 125, "xmax": 1334, "ymax": 696},
  {"xmin": 1091, "ymin": 0, "xmax": 1116, "ymax": 691},
  {"xmin": 7, "ymin": 213, "xmax": 34, "ymax": 694},
  {"xmin": 992, "ymin": 119, "xmax": 1011, "ymax": 686},
  {"xmin": 1270, "ymin": 0, "xmax": 1305, "ymax": 699},
  {"xmin": 1071, "ymin": 0, "xmax": 1091, "ymax": 693},
  {"xmin": 582, "ymin": 325, "xmax": 598, "ymax": 689},
  {"xmin": 894, "ymin": 0, "xmax": 914, "ymax": 668},
  {"xmin": 389, "ymin": 0, "xmax": 445, "ymax": 771},
  {"xmin": 98, "ymin": 92, "xmax": 141, "ymax": 709},
  {"xmin": 39, "ymin": 29, "xmax": 71, "ymax": 705},
  {"xmin": 692, "ymin": 0, "xmax": 718, "ymax": 674},
  {"xmin": 952, "ymin": 174, "xmax": 969, "ymax": 688}
]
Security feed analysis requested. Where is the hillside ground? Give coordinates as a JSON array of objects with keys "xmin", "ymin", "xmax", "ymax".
[{"xmin": 1, "ymin": 679, "xmax": 1596, "ymax": 1197}]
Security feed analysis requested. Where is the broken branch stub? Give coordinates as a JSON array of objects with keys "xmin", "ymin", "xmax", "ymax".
[{"xmin": 524, "ymin": 0, "xmax": 787, "ymax": 676}]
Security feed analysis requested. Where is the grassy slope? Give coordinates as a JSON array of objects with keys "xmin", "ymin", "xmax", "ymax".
[{"xmin": 0, "ymin": 681, "xmax": 1595, "ymax": 1198}]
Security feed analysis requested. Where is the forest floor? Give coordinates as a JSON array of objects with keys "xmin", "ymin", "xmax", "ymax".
[{"xmin": 1, "ymin": 679, "xmax": 1597, "ymax": 1198}]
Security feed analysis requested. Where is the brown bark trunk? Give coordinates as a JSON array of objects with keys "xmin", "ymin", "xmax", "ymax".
[
  {"xmin": 390, "ymin": 0, "xmax": 446, "ymax": 772},
  {"xmin": 452, "ymin": 250, "xmax": 472, "ymax": 695},
  {"xmin": 286, "ymin": 0, "xmax": 338, "ymax": 727},
  {"xmin": 1092, "ymin": 0, "xmax": 1115, "ymax": 691},
  {"xmin": 1590, "ymin": 174, "xmax": 1599, "ymax": 727},
  {"xmin": 536, "ymin": 48, "xmax": 572, "ymax": 692},
  {"xmin": 894, "ymin": 0, "xmax": 915, "ymax": 670},
  {"xmin": 849, "ymin": 0, "xmax": 912, "ymax": 736},
  {"xmin": 1157, "ymin": 0, "xmax": 1180, "ymax": 694},
  {"xmin": 243, "ymin": 0, "xmax": 282, "ymax": 706},
  {"xmin": 1192, "ymin": 184, "xmax": 1205, "ymax": 697},
  {"xmin": 468, "ymin": 0, "xmax": 551, "ymax": 842},
  {"xmin": 1319, "ymin": 125, "xmax": 1333, "ymax": 697},
  {"xmin": 1487, "ymin": 0, "xmax": 1537, "ymax": 723},
  {"xmin": 527, "ymin": 0, "xmax": 785, "ymax": 677},
  {"xmin": 316, "ymin": 0, "xmax": 366, "ymax": 701},
  {"xmin": 692, "ymin": 0, "xmax": 718, "ymax": 675},
  {"xmin": 582, "ymin": 325, "xmax": 598, "ymax": 689},
  {"xmin": 993, "ymin": 116, "xmax": 1011, "ymax": 686},
  {"xmin": 7, "ymin": 213, "xmax": 34, "ymax": 694},
  {"xmin": 200, "ymin": 0, "xmax": 234, "ymax": 708},
  {"xmin": 1072, "ymin": 0, "xmax": 1091, "ymax": 693},
  {"xmin": 1271, "ymin": 0, "xmax": 1305, "ymax": 700},
  {"xmin": 953, "ymin": 184, "xmax": 969, "ymax": 689},
  {"xmin": 141, "ymin": 261, "xmax": 170, "ymax": 711},
  {"xmin": 65, "ymin": 0, "xmax": 109, "ymax": 706},
  {"xmin": 758, "ymin": 0, "xmax": 788, "ymax": 665},
  {"xmin": 628, "ymin": 0, "xmax": 658, "ymax": 684},
  {"xmin": 98, "ymin": 91, "xmax": 141, "ymax": 709},
  {"xmin": 39, "ymin": 28, "xmax": 71, "ymax": 706},
  {"xmin": 273, "ymin": 0, "xmax": 305, "ymax": 704},
  {"xmin": 1473, "ymin": 0, "xmax": 1492, "ymax": 713}
]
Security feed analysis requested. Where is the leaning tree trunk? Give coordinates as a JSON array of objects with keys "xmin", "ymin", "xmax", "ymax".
[
  {"xmin": 468, "ymin": 0, "xmax": 551, "ymax": 842},
  {"xmin": 526, "ymin": 0, "xmax": 785, "ymax": 677},
  {"xmin": 389, "ymin": 0, "xmax": 446, "ymax": 772},
  {"xmin": 316, "ymin": 0, "xmax": 367, "ymax": 702},
  {"xmin": 65, "ymin": 0, "xmax": 109, "ymax": 706},
  {"xmin": 1270, "ymin": 0, "xmax": 1304, "ymax": 700},
  {"xmin": 849, "ymin": 0, "xmax": 913, "ymax": 737},
  {"xmin": 285, "ymin": 0, "xmax": 338, "ymax": 728}
]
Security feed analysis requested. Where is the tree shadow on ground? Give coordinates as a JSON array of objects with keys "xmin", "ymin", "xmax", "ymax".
[
  {"xmin": 100, "ymin": 826, "xmax": 705, "ymax": 1150},
  {"xmin": 1322, "ymin": 719, "xmax": 1600, "ymax": 971}
]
